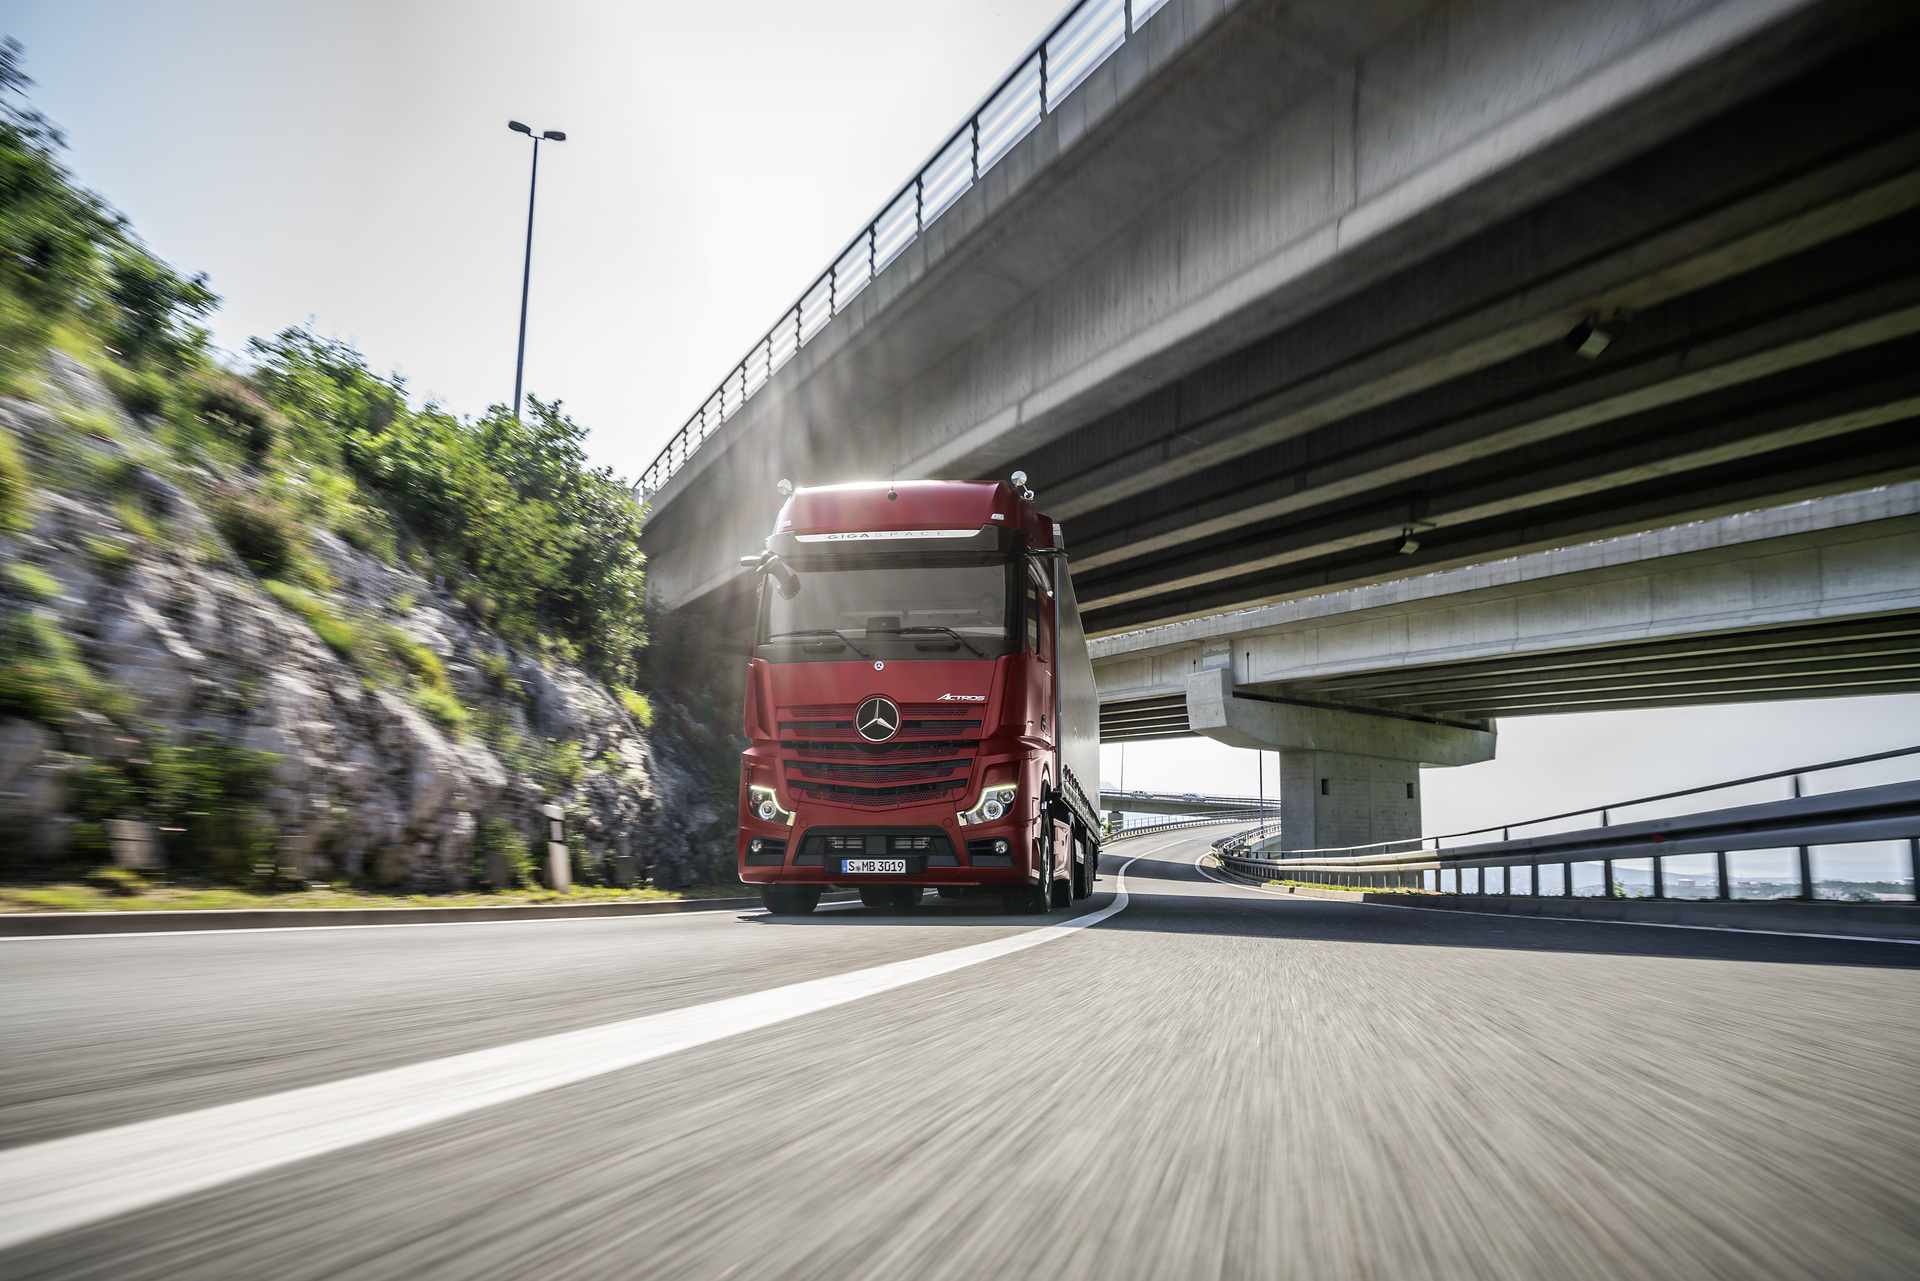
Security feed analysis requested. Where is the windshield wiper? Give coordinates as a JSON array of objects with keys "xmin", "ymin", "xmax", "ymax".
[
  {"xmin": 763, "ymin": 629, "xmax": 870, "ymax": 658},
  {"xmin": 887, "ymin": 625, "xmax": 987, "ymax": 658}
]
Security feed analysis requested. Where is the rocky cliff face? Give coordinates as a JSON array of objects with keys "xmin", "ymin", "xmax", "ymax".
[{"xmin": 0, "ymin": 359, "xmax": 730, "ymax": 889}]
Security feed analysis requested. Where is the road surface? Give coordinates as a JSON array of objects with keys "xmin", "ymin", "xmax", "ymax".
[{"xmin": 3, "ymin": 829, "xmax": 1917, "ymax": 1279}]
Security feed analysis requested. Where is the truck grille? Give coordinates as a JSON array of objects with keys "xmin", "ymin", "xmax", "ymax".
[
  {"xmin": 781, "ymin": 739, "xmax": 972, "ymax": 759},
  {"xmin": 792, "ymin": 779, "xmax": 965, "ymax": 808},
  {"xmin": 778, "ymin": 704, "xmax": 982, "ymax": 739},
  {"xmin": 790, "ymin": 758, "xmax": 968, "ymax": 784},
  {"xmin": 777, "ymin": 705, "xmax": 981, "ymax": 808}
]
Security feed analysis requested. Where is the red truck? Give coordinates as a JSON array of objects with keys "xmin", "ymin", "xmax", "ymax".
[{"xmin": 736, "ymin": 476, "xmax": 1104, "ymax": 914}]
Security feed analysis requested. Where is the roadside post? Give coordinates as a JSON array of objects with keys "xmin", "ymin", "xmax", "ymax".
[{"xmin": 543, "ymin": 803, "xmax": 571, "ymax": 892}]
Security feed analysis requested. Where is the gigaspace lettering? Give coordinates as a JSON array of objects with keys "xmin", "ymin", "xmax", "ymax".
[{"xmin": 793, "ymin": 529, "xmax": 978, "ymax": 542}]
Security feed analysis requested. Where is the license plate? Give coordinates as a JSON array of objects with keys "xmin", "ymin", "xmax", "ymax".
[{"xmin": 842, "ymin": 858, "xmax": 906, "ymax": 874}]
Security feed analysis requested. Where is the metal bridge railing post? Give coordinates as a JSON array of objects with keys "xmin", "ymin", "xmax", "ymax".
[
  {"xmin": 1716, "ymin": 850, "xmax": 1730, "ymax": 899},
  {"xmin": 1652, "ymin": 855, "xmax": 1665, "ymax": 899},
  {"xmin": 1563, "ymin": 862, "xmax": 1575, "ymax": 897},
  {"xmin": 1910, "ymin": 838, "xmax": 1919, "ymax": 902},
  {"xmin": 1603, "ymin": 858, "xmax": 1615, "ymax": 897},
  {"xmin": 1798, "ymin": 845, "xmax": 1814, "ymax": 899}
]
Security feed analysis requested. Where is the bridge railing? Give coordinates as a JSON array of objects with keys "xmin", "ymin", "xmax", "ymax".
[
  {"xmin": 635, "ymin": 0, "xmax": 1171, "ymax": 501},
  {"xmin": 1212, "ymin": 821, "xmax": 1280, "ymax": 856},
  {"xmin": 1107, "ymin": 810, "xmax": 1261, "ymax": 843},
  {"xmin": 1210, "ymin": 746, "xmax": 1920, "ymax": 902}
]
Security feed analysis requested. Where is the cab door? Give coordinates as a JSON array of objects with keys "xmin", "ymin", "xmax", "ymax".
[{"xmin": 1021, "ymin": 561, "xmax": 1055, "ymax": 751}]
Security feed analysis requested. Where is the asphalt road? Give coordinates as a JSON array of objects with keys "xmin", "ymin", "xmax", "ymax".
[{"xmin": 4, "ymin": 829, "xmax": 1918, "ymax": 1280}]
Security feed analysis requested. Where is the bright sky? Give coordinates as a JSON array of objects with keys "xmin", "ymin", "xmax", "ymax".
[
  {"xmin": 11, "ymin": 0, "xmax": 1919, "ymax": 848},
  {"xmin": 7, "ymin": 0, "xmax": 1067, "ymax": 482}
]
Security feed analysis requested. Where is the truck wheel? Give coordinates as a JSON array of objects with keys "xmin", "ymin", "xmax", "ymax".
[
  {"xmin": 1003, "ymin": 878, "xmax": 1050, "ymax": 914},
  {"xmin": 762, "ymin": 886, "xmax": 820, "ymax": 916},
  {"xmin": 1071, "ymin": 840, "xmax": 1090, "ymax": 900},
  {"xmin": 1051, "ymin": 872, "xmax": 1071, "ymax": 908},
  {"xmin": 1026, "ymin": 850, "xmax": 1056, "ymax": 914}
]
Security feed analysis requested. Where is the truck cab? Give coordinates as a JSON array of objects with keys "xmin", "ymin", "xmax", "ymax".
[{"xmin": 736, "ymin": 479, "xmax": 1102, "ymax": 915}]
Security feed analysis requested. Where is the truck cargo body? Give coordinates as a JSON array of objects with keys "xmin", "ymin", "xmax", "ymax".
[{"xmin": 736, "ymin": 480, "xmax": 1102, "ymax": 915}]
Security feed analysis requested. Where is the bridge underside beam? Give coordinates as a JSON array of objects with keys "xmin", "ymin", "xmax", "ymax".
[{"xmin": 1281, "ymin": 613, "xmax": 1920, "ymax": 719}]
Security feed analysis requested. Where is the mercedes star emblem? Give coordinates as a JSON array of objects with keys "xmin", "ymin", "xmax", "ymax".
[{"xmin": 855, "ymin": 695, "xmax": 901, "ymax": 743}]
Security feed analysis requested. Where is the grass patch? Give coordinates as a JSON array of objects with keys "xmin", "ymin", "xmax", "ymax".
[
  {"xmin": 0, "ymin": 425, "xmax": 29, "ymax": 531},
  {"xmin": 85, "ymin": 533, "xmax": 135, "ymax": 579},
  {"xmin": 0, "ymin": 610, "xmax": 123, "ymax": 725},
  {"xmin": 1265, "ymin": 879, "xmax": 1442, "ymax": 895},
  {"xmin": 612, "ymin": 684, "xmax": 653, "ymax": 728},
  {"xmin": 477, "ymin": 649, "xmax": 513, "ymax": 690},
  {"xmin": 0, "ymin": 881, "xmax": 741, "ymax": 913},
  {"xmin": 263, "ymin": 578, "xmax": 363, "ymax": 664},
  {"xmin": 5, "ymin": 561, "xmax": 62, "ymax": 602},
  {"xmin": 112, "ymin": 494, "xmax": 160, "ymax": 543},
  {"xmin": 410, "ymin": 687, "xmax": 468, "ymax": 734},
  {"xmin": 381, "ymin": 625, "xmax": 446, "ymax": 688},
  {"xmin": 472, "ymin": 814, "xmax": 533, "ymax": 887}
]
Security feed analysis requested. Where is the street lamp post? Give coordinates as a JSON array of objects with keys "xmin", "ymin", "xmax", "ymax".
[{"xmin": 508, "ymin": 120, "xmax": 565, "ymax": 419}]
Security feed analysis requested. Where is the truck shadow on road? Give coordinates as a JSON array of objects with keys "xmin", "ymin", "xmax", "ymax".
[{"xmin": 738, "ymin": 897, "xmax": 1119, "ymax": 929}]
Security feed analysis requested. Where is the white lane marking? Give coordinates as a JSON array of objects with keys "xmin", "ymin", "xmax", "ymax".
[
  {"xmin": 0, "ymin": 859, "xmax": 1139, "ymax": 1252},
  {"xmin": 1191, "ymin": 848, "xmax": 1920, "ymax": 946}
]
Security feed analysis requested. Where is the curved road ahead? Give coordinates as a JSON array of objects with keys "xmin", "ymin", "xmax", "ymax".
[{"xmin": 4, "ymin": 830, "xmax": 1918, "ymax": 1279}]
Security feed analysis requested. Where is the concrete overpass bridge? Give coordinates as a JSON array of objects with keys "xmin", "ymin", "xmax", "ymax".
[{"xmin": 639, "ymin": 0, "xmax": 1920, "ymax": 850}]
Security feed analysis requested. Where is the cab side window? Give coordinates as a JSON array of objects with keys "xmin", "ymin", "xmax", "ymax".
[{"xmin": 1024, "ymin": 575, "xmax": 1040, "ymax": 654}]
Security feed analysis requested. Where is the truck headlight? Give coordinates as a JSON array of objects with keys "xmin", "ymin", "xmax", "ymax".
[
  {"xmin": 749, "ymin": 785, "xmax": 794, "ymax": 826},
  {"xmin": 958, "ymin": 785, "xmax": 1018, "ymax": 826}
]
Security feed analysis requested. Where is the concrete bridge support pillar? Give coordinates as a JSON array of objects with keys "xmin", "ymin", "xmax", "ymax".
[
  {"xmin": 1185, "ymin": 668, "xmax": 1495, "ymax": 855},
  {"xmin": 1276, "ymin": 750, "xmax": 1422, "ymax": 855}
]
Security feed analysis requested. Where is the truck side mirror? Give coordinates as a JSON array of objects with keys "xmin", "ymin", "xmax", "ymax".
[{"xmin": 765, "ymin": 556, "xmax": 801, "ymax": 600}]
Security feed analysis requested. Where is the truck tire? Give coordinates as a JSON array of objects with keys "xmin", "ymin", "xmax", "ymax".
[
  {"xmin": 1051, "ymin": 871, "xmax": 1071, "ymax": 908},
  {"xmin": 762, "ymin": 886, "xmax": 820, "ymax": 916}
]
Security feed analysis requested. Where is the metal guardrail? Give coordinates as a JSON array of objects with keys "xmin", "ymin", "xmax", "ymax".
[
  {"xmin": 1212, "ymin": 821, "xmax": 1280, "ymax": 856},
  {"xmin": 1217, "ymin": 744, "xmax": 1920, "ymax": 864},
  {"xmin": 635, "ymin": 0, "xmax": 1171, "ymax": 500},
  {"xmin": 1215, "ymin": 778, "xmax": 1920, "ymax": 902}
]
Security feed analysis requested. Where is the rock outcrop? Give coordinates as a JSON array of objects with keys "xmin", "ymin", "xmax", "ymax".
[{"xmin": 0, "ymin": 363, "xmax": 727, "ymax": 890}]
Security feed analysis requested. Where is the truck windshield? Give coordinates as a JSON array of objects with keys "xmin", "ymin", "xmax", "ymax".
[{"xmin": 757, "ymin": 560, "xmax": 1017, "ymax": 663}]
